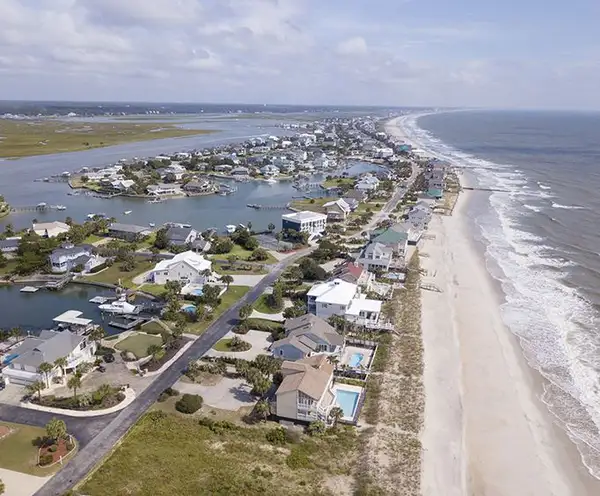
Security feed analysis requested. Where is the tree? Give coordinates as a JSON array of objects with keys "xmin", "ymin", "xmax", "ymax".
[
  {"xmin": 0, "ymin": 251, "xmax": 7, "ymax": 269},
  {"xmin": 147, "ymin": 344, "xmax": 164, "ymax": 362},
  {"xmin": 88, "ymin": 326, "xmax": 105, "ymax": 344},
  {"xmin": 267, "ymin": 283, "xmax": 283, "ymax": 311},
  {"xmin": 76, "ymin": 361, "xmax": 92, "ymax": 376},
  {"xmin": 195, "ymin": 304, "xmax": 207, "ymax": 321},
  {"xmin": 287, "ymin": 266, "xmax": 304, "ymax": 281},
  {"xmin": 220, "ymin": 274, "xmax": 234, "ymax": 289},
  {"xmin": 307, "ymin": 420, "xmax": 326, "ymax": 436},
  {"xmin": 45, "ymin": 418, "xmax": 67, "ymax": 443},
  {"xmin": 248, "ymin": 247, "xmax": 269, "ymax": 262},
  {"xmin": 37, "ymin": 362, "xmax": 54, "ymax": 388},
  {"xmin": 254, "ymin": 399, "xmax": 270, "ymax": 421},
  {"xmin": 238, "ymin": 304, "xmax": 253, "ymax": 320},
  {"xmin": 67, "ymin": 374, "xmax": 82, "ymax": 400},
  {"xmin": 227, "ymin": 254, "xmax": 238, "ymax": 266},
  {"xmin": 54, "ymin": 357, "xmax": 68, "ymax": 378},
  {"xmin": 328, "ymin": 406, "xmax": 344, "ymax": 428},
  {"xmin": 165, "ymin": 280, "xmax": 183, "ymax": 297},
  {"xmin": 4, "ymin": 223, "xmax": 14, "ymax": 237},
  {"xmin": 174, "ymin": 318, "xmax": 186, "ymax": 338},
  {"xmin": 154, "ymin": 228, "xmax": 170, "ymax": 250},
  {"xmin": 0, "ymin": 477, "xmax": 4, "ymax": 495},
  {"xmin": 65, "ymin": 216, "xmax": 74, "ymax": 226},
  {"xmin": 267, "ymin": 222, "xmax": 276, "ymax": 233},
  {"xmin": 26, "ymin": 380, "xmax": 45, "ymax": 402}
]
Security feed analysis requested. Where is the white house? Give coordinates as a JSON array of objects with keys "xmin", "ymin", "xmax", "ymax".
[
  {"xmin": 281, "ymin": 211, "xmax": 327, "ymax": 234},
  {"xmin": 261, "ymin": 164, "xmax": 280, "ymax": 177},
  {"xmin": 110, "ymin": 179, "xmax": 136, "ymax": 191},
  {"xmin": 375, "ymin": 147, "xmax": 394, "ymax": 159},
  {"xmin": 273, "ymin": 355, "xmax": 336, "ymax": 423},
  {"xmin": 147, "ymin": 183, "xmax": 180, "ymax": 196},
  {"xmin": 148, "ymin": 251, "xmax": 212, "ymax": 285},
  {"xmin": 32, "ymin": 221, "xmax": 70, "ymax": 238},
  {"xmin": 357, "ymin": 242, "xmax": 394, "ymax": 272},
  {"xmin": 307, "ymin": 279, "xmax": 382, "ymax": 325},
  {"xmin": 1, "ymin": 329, "xmax": 96, "ymax": 386},
  {"xmin": 355, "ymin": 174, "xmax": 380, "ymax": 192}
]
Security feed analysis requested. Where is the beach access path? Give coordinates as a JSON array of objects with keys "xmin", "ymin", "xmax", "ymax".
[
  {"xmin": 29, "ymin": 247, "xmax": 313, "ymax": 496},
  {"xmin": 419, "ymin": 189, "xmax": 600, "ymax": 496}
]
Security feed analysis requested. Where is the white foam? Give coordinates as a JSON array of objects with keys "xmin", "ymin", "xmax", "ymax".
[
  {"xmin": 403, "ymin": 111, "xmax": 600, "ymax": 479},
  {"xmin": 552, "ymin": 202, "xmax": 585, "ymax": 210}
]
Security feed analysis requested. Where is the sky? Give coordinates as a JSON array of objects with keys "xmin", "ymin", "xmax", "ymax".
[{"xmin": 1, "ymin": 0, "xmax": 600, "ymax": 109}]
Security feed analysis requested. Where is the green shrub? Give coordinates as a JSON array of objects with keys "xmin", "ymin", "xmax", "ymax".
[
  {"xmin": 39, "ymin": 453, "xmax": 53, "ymax": 466},
  {"xmin": 285, "ymin": 446, "xmax": 313, "ymax": 469},
  {"xmin": 164, "ymin": 387, "xmax": 179, "ymax": 397},
  {"xmin": 175, "ymin": 394, "xmax": 203, "ymax": 414},
  {"xmin": 265, "ymin": 427, "xmax": 287, "ymax": 446},
  {"xmin": 89, "ymin": 261, "xmax": 108, "ymax": 274},
  {"xmin": 66, "ymin": 440, "xmax": 75, "ymax": 451},
  {"xmin": 49, "ymin": 444, "xmax": 58, "ymax": 453}
]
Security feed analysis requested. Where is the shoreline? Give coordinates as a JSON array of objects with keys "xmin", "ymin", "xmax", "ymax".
[{"xmin": 385, "ymin": 115, "xmax": 600, "ymax": 494}]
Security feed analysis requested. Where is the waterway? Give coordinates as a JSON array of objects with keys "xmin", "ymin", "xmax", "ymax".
[{"xmin": 0, "ymin": 284, "xmax": 129, "ymax": 336}]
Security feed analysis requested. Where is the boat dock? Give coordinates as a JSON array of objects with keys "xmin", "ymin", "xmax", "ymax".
[
  {"xmin": 246, "ymin": 203, "xmax": 291, "ymax": 210},
  {"xmin": 45, "ymin": 276, "xmax": 72, "ymax": 291},
  {"xmin": 108, "ymin": 317, "xmax": 146, "ymax": 330}
]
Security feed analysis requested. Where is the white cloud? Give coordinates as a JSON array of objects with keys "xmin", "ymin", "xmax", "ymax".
[{"xmin": 336, "ymin": 37, "xmax": 368, "ymax": 56}]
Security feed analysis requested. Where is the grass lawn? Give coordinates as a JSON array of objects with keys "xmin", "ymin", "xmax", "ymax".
[
  {"xmin": 141, "ymin": 320, "xmax": 169, "ymax": 335},
  {"xmin": 322, "ymin": 177, "xmax": 355, "ymax": 189},
  {"xmin": 115, "ymin": 333, "xmax": 162, "ymax": 359},
  {"xmin": 0, "ymin": 119, "xmax": 216, "ymax": 159},
  {"xmin": 0, "ymin": 259, "xmax": 19, "ymax": 277},
  {"xmin": 0, "ymin": 422, "xmax": 75, "ymax": 476},
  {"xmin": 289, "ymin": 197, "xmax": 336, "ymax": 213},
  {"xmin": 210, "ymin": 245, "xmax": 278, "ymax": 265},
  {"xmin": 78, "ymin": 411, "xmax": 358, "ymax": 496},
  {"xmin": 213, "ymin": 338, "xmax": 239, "ymax": 352},
  {"xmin": 188, "ymin": 285, "xmax": 250, "ymax": 334},
  {"xmin": 138, "ymin": 232, "xmax": 157, "ymax": 249},
  {"xmin": 86, "ymin": 260, "xmax": 154, "ymax": 288},
  {"xmin": 253, "ymin": 294, "xmax": 282, "ymax": 315},
  {"xmin": 213, "ymin": 264, "xmax": 269, "ymax": 276},
  {"xmin": 140, "ymin": 284, "xmax": 166, "ymax": 297},
  {"xmin": 83, "ymin": 234, "xmax": 104, "ymax": 244}
]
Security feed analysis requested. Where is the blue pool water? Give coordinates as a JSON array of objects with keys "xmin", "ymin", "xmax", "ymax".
[
  {"xmin": 348, "ymin": 353, "xmax": 364, "ymax": 368},
  {"xmin": 335, "ymin": 389, "xmax": 360, "ymax": 418},
  {"xmin": 182, "ymin": 305, "xmax": 196, "ymax": 314},
  {"xmin": 2, "ymin": 353, "xmax": 19, "ymax": 366},
  {"xmin": 191, "ymin": 288, "xmax": 204, "ymax": 296}
]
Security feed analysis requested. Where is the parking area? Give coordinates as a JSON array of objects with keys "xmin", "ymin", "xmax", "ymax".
[
  {"xmin": 0, "ymin": 383, "xmax": 26, "ymax": 406},
  {"xmin": 204, "ymin": 330, "xmax": 272, "ymax": 361},
  {"xmin": 174, "ymin": 377, "xmax": 256, "ymax": 411}
]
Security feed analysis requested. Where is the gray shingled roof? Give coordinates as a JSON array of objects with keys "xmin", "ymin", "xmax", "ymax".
[{"xmin": 10, "ymin": 330, "xmax": 84, "ymax": 369}]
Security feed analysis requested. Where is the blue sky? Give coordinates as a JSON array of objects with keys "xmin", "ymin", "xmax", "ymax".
[{"xmin": 1, "ymin": 0, "xmax": 599, "ymax": 109}]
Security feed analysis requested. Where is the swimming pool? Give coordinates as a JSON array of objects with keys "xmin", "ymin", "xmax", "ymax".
[
  {"xmin": 348, "ymin": 352, "xmax": 364, "ymax": 368},
  {"xmin": 191, "ymin": 288, "xmax": 204, "ymax": 296},
  {"xmin": 2, "ymin": 353, "xmax": 19, "ymax": 366},
  {"xmin": 182, "ymin": 305, "xmax": 196, "ymax": 314},
  {"xmin": 334, "ymin": 389, "xmax": 360, "ymax": 419}
]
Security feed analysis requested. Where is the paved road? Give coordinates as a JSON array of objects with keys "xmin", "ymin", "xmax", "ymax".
[{"xmin": 33, "ymin": 249, "xmax": 310, "ymax": 496}]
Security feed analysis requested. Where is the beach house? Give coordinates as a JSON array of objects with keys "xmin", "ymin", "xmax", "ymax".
[
  {"xmin": 370, "ymin": 223, "xmax": 410, "ymax": 257},
  {"xmin": 357, "ymin": 242, "xmax": 394, "ymax": 272},
  {"xmin": 165, "ymin": 226, "xmax": 198, "ymax": 247},
  {"xmin": 273, "ymin": 355, "xmax": 336, "ymax": 423},
  {"xmin": 148, "ymin": 250, "xmax": 212, "ymax": 285},
  {"xmin": 307, "ymin": 279, "xmax": 382, "ymax": 326},
  {"xmin": 147, "ymin": 183, "xmax": 180, "ymax": 196},
  {"xmin": 271, "ymin": 314, "xmax": 344, "ymax": 361},
  {"xmin": 355, "ymin": 174, "xmax": 380, "ymax": 192},
  {"xmin": 281, "ymin": 211, "xmax": 327, "ymax": 234},
  {"xmin": 330, "ymin": 262, "xmax": 374, "ymax": 290},
  {"xmin": 107, "ymin": 223, "xmax": 153, "ymax": 242},
  {"xmin": 1, "ymin": 330, "xmax": 96, "ymax": 386}
]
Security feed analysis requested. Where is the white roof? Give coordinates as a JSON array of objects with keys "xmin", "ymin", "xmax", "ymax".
[
  {"xmin": 33, "ymin": 221, "xmax": 69, "ymax": 232},
  {"xmin": 53, "ymin": 310, "xmax": 93, "ymax": 326},
  {"xmin": 282, "ymin": 211, "xmax": 327, "ymax": 222},
  {"xmin": 152, "ymin": 251, "xmax": 211, "ymax": 274},
  {"xmin": 323, "ymin": 199, "xmax": 351, "ymax": 212},
  {"xmin": 346, "ymin": 298, "xmax": 382, "ymax": 315},
  {"xmin": 307, "ymin": 279, "xmax": 358, "ymax": 305}
]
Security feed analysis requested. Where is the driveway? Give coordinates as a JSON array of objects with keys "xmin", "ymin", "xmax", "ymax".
[
  {"xmin": 0, "ymin": 384, "xmax": 26, "ymax": 407},
  {"xmin": 0, "ymin": 468, "xmax": 50, "ymax": 496},
  {"xmin": 204, "ymin": 330, "xmax": 271, "ymax": 361},
  {"xmin": 174, "ymin": 377, "xmax": 255, "ymax": 411}
]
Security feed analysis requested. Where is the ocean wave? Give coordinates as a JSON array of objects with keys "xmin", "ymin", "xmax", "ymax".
[
  {"xmin": 523, "ymin": 204, "xmax": 543, "ymax": 213},
  {"xmin": 407, "ymin": 112, "xmax": 600, "ymax": 480},
  {"xmin": 552, "ymin": 202, "xmax": 585, "ymax": 210}
]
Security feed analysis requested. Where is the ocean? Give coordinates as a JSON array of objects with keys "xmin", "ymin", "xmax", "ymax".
[{"xmin": 403, "ymin": 110, "xmax": 600, "ymax": 479}]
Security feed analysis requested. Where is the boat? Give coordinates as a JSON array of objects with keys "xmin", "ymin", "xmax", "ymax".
[
  {"xmin": 149, "ymin": 223, "xmax": 156, "ymax": 228},
  {"xmin": 98, "ymin": 297, "xmax": 139, "ymax": 315},
  {"xmin": 123, "ymin": 210, "xmax": 132, "ymax": 215},
  {"xmin": 55, "ymin": 205, "xmax": 67, "ymax": 211},
  {"xmin": 147, "ymin": 198, "xmax": 164, "ymax": 204},
  {"xmin": 265, "ymin": 178, "xmax": 277, "ymax": 184},
  {"xmin": 225, "ymin": 224, "xmax": 237, "ymax": 234}
]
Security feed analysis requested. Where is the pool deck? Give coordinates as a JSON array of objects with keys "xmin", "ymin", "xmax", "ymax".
[{"xmin": 340, "ymin": 345, "xmax": 375, "ymax": 370}]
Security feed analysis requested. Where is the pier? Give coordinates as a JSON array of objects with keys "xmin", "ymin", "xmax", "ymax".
[
  {"xmin": 108, "ymin": 317, "xmax": 146, "ymax": 330},
  {"xmin": 462, "ymin": 187, "xmax": 509, "ymax": 193},
  {"xmin": 45, "ymin": 276, "xmax": 72, "ymax": 291},
  {"xmin": 247, "ymin": 203, "xmax": 291, "ymax": 210},
  {"xmin": 11, "ymin": 204, "xmax": 67, "ymax": 213}
]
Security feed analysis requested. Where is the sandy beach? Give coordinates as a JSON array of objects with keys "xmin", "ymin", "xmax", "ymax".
[{"xmin": 385, "ymin": 117, "xmax": 600, "ymax": 495}]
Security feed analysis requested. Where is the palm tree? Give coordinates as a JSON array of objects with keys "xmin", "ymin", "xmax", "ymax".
[
  {"xmin": 238, "ymin": 304, "xmax": 253, "ymax": 321},
  {"xmin": 254, "ymin": 399, "xmax": 270, "ymax": 421},
  {"xmin": 147, "ymin": 344, "xmax": 163, "ymax": 362},
  {"xmin": 88, "ymin": 326, "xmax": 106, "ymax": 345},
  {"xmin": 54, "ymin": 357, "xmax": 68, "ymax": 379},
  {"xmin": 26, "ymin": 380, "xmax": 45, "ymax": 402},
  {"xmin": 328, "ymin": 406, "xmax": 344, "ymax": 428},
  {"xmin": 326, "ymin": 355, "xmax": 340, "ymax": 368},
  {"xmin": 201, "ymin": 268, "xmax": 212, "ymax": 279},
  {"xmin": 9, "ymin": 327, "xmax": 21, "ymax": 340},
  {"xmin": 67, "ymin": 374, "xmax": 82, "ymax": 400},
  {"xmin": 75, "ymin": 362, "xmax": 92, "ymax": 376},
  {"xmin": 220, "ymin": 274, "xmax": 234, "ymax": 289},
  {"xmin": 37, "ymin": 362, "xmax": 54, "ymax": 388},
  {"xmin": 45, "ymin": 417, "xmax": 67, "ymax": 443}
]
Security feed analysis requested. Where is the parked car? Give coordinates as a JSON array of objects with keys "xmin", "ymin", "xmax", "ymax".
[
  {"xmin": 97, "ymin": 365, "xmax": 106, "ymax": 373},
  {"xmin": 104, "ymin": 354, "xmax": 115, "ymax": 363},
  {"xmin": 0, "ymin": 380, "xmax": 5, "ymax": 391}
]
